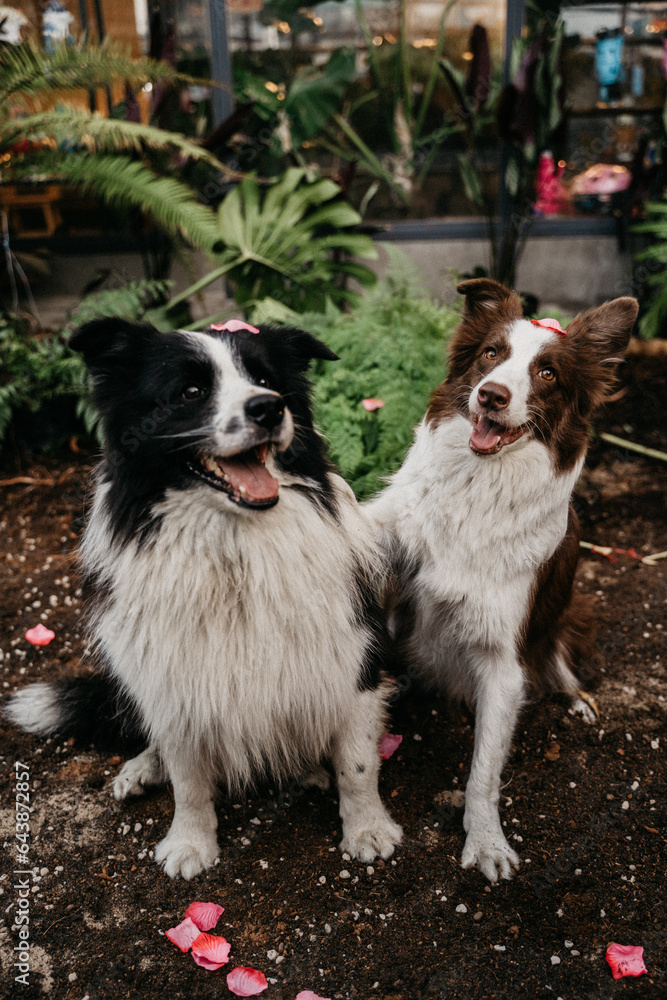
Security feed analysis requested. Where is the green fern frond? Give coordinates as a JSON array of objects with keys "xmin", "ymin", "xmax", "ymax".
[
  {"xmin": 66, "ymin": 279, "xmax": 173, "ymax": 327},
  {"xmin": 3, "ymin": 111, "xmax": 233, "ymax": 175},
  {"xmin": 0, "ymin": 38, "xmax": 185, "ymax": 108},
  {"xmin": 51, "ymin": 154, "xmax": 223, "ymax": 252}
]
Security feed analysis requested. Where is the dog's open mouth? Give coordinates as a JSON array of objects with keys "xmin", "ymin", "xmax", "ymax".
[
  {"xmin": 469, "ymin": 414, "xmax": 528, "ymax": 456},
  {"xmin": 187, "ymin": 444, "xmax": 280, "ymax": 508}
]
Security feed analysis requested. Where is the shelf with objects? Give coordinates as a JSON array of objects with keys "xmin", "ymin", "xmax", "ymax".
[{"xmin": 537, "ymin": 2, "xmax": 667, "ymax": 230}]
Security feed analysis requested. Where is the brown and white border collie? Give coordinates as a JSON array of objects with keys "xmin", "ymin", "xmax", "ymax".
[{"xmin": 367, "ymin": 278, "xmax": 638, "ymax": 883}]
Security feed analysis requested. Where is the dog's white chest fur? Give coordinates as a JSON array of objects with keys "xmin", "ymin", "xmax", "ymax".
[
  {"xmin": 368, "ymin": 414, "xmax": 581, "ymax": 694},
  {"xmin": 83, "ymin": 477, "xmax": 374, "ymax": 787}
]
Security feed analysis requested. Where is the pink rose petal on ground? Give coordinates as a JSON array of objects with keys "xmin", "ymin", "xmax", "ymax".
[
  {"xmin": 226, "ymin": 966, "xmax": 268, "ymax": 995},
  {"xmin": 379, "ymin": 733, "xmax": 403, "ymax": 760},
  {"xmin": 362, "ymin": 398, "xmax": 385, "ymax": 411},
  {"xmin": 184, "ymin": 901, "xmax": 225, "ymax": 931},
  {"xmin": 210, "ymin": 320, "xmax": 259, "ymax": 334},
  {"xmin": 25, "ymin": 624, "xmax": 55, "ymax": 646},
  {"xmin": 605, "ymin": 943, "xmax": 648, "ymax": 980},
  {"xmin": 296, "ymin": 992, "xmax": 332, "ymax": 1000},
  {"xmin": 165, "ymin": 916, "xmax": 201, "ymax": 953},
  {"xmin": 191, "ymin": 932, "xmax": 231, "ymax": 971}
]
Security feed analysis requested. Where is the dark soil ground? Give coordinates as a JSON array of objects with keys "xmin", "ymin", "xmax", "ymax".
[{"xmin": 1, "ymin": 353, "xmax": 665, "ymax": 1000}]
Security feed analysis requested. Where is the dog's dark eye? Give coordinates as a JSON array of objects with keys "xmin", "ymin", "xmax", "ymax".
[
  {"xmin": 181, "ymin": 385, "xmax": 204, "ymax": 401},
  {"xmin": 483, "ymin": 347, "xmax": 497, "ymax": 360},
  {"xmin": 539, "ymin": 368, "xmax": 556, "ymax": 382},
  {"xmin": 257, "ymin": 377, "xmax": 270, "ymax": 389}
]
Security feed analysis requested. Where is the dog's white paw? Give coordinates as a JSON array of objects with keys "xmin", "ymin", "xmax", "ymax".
[
  {"xmin": 340, "ymin": 811, "xmax": 403, "ymax": 863},
  {"xmin": 112, "ymin": 749, "xmax": 164, "ymax": 801},
  {"xmin": 154, "ymin": 829, "xmax": 219, "ymax": 880},
  {"xmin": 568, "ymin": 691, "xmax": 598, "ymax": 725},
  {"xmin": 461, "ymin": 830, "xmax": 520, "ymax": 883}
]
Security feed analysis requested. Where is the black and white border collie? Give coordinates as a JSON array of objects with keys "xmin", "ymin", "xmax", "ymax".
[
  {"xmin": 367, "ymin": 278, "xmax": 638, "ymax": 883},
  {"xmin": 5, "ymin": 319, "xmax": 402, "ymax": 879}
]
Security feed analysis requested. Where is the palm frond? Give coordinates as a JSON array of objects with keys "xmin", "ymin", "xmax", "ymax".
[
  {"xmin": 0, "ymin": 38, "xmax": 188, "ymax": 108},
  {"xmin": 53, "ymin": 154, "xmax": 223, "ymax": 252},
  {"xmin": 3, "ymin": 110, "xmax": 235, "ymax": 176}
]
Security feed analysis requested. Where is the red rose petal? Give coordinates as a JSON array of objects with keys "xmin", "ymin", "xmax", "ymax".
[
  {"xmin": 25, "ymin": 624, "xmax": 56, "ymax": 646},
  {"xmin": 605, "ymin": 943, "xmax": 647, "ymax": 980},
  {"xmin": 184, "ymin": 901, "xmax": 225, "ymax": 931},
  {"xmin": 165, "ymin": 916, "xmax": 201, "ymax": 953},
  {"xmin": 226, "ymin": 966, "xmax": 269, "ymax": 995},
  {"xmin": 379, "ymin": 733, "xmax": 403, "ymax": 760},
  {"xmin": 362, "ymin": 398, "xmax": 385, "ymax": 411},
  {"xmin": 210, "ymin": 320, "xmax": 259, "ymax": 334},
  {"xmin": 296, "ymin": 992, "xmax": 332, "ymax": 1000},
  {"xmin": 191, "ymin": 932, "xmax": 231, "ymax": 971}
]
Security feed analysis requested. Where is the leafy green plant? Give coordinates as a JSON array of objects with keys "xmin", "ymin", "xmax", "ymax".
[
  {"xmin": 304, "ymin": 261, "xmax": 459, "ymax": 498},
  {"xmin": 441, "ymin": 21, "xmax": 564, "ymax": 286},
  {"xmin": 150, "ymin": 167, "xmax": 378, "ymax": 325},
  {"xmin": 0, "ymin": 280, "xmax": 170, "ymax": 452},
  {"xmin": 0, "ymin": 38, "xmax": 230, "ymax": 253},
  {"xmin": 633, "ymin": 199, "xmax": 667, "ymax": 338}
]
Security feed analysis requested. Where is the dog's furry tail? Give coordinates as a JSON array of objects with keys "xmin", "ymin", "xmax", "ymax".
[{"xmin": 4, "ymin": 673, "xmax": 145, "ymax": 751}]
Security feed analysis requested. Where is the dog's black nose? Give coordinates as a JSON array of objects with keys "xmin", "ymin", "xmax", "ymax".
[
  {"xmin": 477, "ymin": 381, "xmax": 511, "ymax": 411},
  {"xmin": 245, "ymin": 393, "xmax": 285, "ymax": 429}
]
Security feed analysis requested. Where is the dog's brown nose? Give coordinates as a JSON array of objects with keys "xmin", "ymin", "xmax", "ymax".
[{"xmin": 477, "ymin": 381, "xmax": 510, "ymax": 411}]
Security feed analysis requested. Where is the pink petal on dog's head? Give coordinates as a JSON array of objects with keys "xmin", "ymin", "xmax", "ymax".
[
  {"xmin": 165, "ymin": 916, "xmax": 201, "ymax": 953},
  {"xmin": 226, "ymin": 966, "xmax": 269, "ymax": 995},
  {"xmin": 210, "ymin": 320, "xmax": 259, "ymax": 334},
  {"xmin": 605, "ymin": 943, "xmax": 647, "ymax": 980},
  {"xmin": 530, "ymin": 317, "xmax": 566, "ymax": 336},
  {"xmin": 362, "ymin": 398, "xmax": 385, "ymax": 411},
  {"xmin": 191, "ymin": 932, "xmax": 231, "ymax": 970},
  {"xmin": 296, "ymin": 992, "xmax": 333, "ymax": 1000},
  {"xmin": 25, "ymin": 624, "xmax": 55, "ymax": 646},
  {"xmin": 184, "ymin": 901, "xmax": 224, "ymax": 931},
  {"xmin": 379, "ymin": 733, "xmax": 403, "ymax": 759}
]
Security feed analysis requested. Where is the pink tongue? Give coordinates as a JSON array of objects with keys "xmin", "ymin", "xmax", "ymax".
[
  {"xmin": 470, "ymin": 415, "xmax": 503, "ymax": 453},
  {"xmin": 219, "ymin": 452, "xmax": 279, "ymax": 501}
]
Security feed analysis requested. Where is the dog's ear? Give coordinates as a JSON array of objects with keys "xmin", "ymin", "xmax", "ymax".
[
  {"xmin": 567, "ymin": 297, "xmax": 638, "ymax": 359},
  {"xmin": 70, "ymin": 319, "xmax": 158, "ymax": 370},
  {"xmin": 456, "ymin": 278, "xmax": 523, "ymax": 322},
  {"xmin": 261, "ymin": 326, "xmax": 339, "ymax": 369}
]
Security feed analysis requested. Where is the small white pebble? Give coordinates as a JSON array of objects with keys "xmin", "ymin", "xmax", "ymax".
[
  {"xmin": 413, "ymin": 734, "xmax": 422, "ymax": 741},
  {"xmin": 621, "ymin": 801, "xmax": 629, "ymax": 811},
  {"xmin": 625, "ymin": 733, "xmax": 633, "ymax": 742},
  {"xmin": 600, "ymin": 909, "xmax": 606, "ymax": 918},
  {"xmin": 339, "ymin": 870, "xmax": 350, "ymax": 880},
  {"xmin": 68, "ymin": 973, "xmax": 77, "ymax": 982},
  {"xmin": 266, "ymin": 949, "xmax": 277, "ymax": 960},
  {"xmin": 275, "ymin": 955, "xmax": 284, "ymax": 964},
  {"xmin": 324, "ymin": 923, "xmax": 332, "ymax": 934},
  {"xmin": 651, "ymin": 739, "xmax": 659, "ymax": 750},
  {"xmin": 569, "ymin": 782, "xmax": 576, "ymax": 789},
  {"xmin": 134, "ymin": 822, "xmax": 142, "ymax": 833},
  {"xmin": 551, "ymin": 956, "xmax": 561, "ymax": 966},
  {"xmin": 571, "ymin": 950, "xmax": 580, "ymax": 956},
  {"xmin": 565, "ymin": 940, "xmax": 573, "ymax": 949},
  {"xmin": 341, "ymin": 853, "xmax": 350, "ymax": 861},
  {"xmin": 574, "ymin": 868, "xmax": 582, "ymax": 876},
  {"xmin": 366, "ymin": 866, "xmax": 374, "ymax": 875},
  {"xmin": 318, "ymin": 876, "xmax": 326, "ymax": 884},
  {"xmin": 455, "ymin": 904, "xmax": 467, "ymax": 914},
  {"xmin": 493, "ymin": 944, "xmax": 506, "ymax": 952}
]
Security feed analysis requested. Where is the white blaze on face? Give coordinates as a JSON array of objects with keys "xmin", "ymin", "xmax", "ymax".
[
  {"xmin": 470, "ymin": 320, "xmax": 556, "ymax": 428},
  {"xmin": 185, "ymin": 332, "xmax": 293, "ymax": 456}
]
